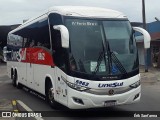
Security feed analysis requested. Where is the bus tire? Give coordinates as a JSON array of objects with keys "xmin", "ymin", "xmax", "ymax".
[
  {"xmin": 46, "ymin": 83, "xmax": 59, "ymax": 109},
  {"xmin": 17, "ymin": 82, "xmax": 22, "ymax": 89},
  {"xmin": 12, "ymin": 70, "xmax": 22, "ymax": 89},
  {"xmin": 12, "ymin": 71, "xmax": 17, "ymax": 87},
  {"xmin": 11, "ymin": 68, "xmax": 14, "ymax": 80}
]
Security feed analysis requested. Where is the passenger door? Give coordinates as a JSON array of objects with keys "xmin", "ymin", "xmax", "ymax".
[
  {"xmin": 26, "ymin": 48, "xmax": 34, "ymax": 89},
  {"xmin": 49, "ymin": 13, "xmax": 68, "ymax": 105},
  {"xmin": 56, "ymin": 67, "xmax": 68, "ymax": 106}
]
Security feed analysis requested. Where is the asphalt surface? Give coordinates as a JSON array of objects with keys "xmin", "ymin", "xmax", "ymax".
[{"xmin": 0, "ymin": 63, "xmax": 160, "ymax": 120}]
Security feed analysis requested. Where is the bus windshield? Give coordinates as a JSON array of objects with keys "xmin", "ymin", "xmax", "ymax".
[{"xmin": 65, "ymin": 18, "xmax": 138, "ymax": 77}]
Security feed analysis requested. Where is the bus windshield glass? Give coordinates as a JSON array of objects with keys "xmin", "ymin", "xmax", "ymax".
[{"xmin": 65, "ymin": 18, "xmax": 138, "ymax": 77}]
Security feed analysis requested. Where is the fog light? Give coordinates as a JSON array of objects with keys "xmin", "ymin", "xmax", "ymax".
[
  {"xmin": 73, "ymin": 97, "xmax": 84, "ymax": 105},
  {"xmin": 134, "ymin": 93, "xmax": 140, "ymax": 100}
]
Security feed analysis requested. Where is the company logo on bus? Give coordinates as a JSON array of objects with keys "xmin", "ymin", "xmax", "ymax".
[
  {"xmin": 11, "ymin": 48, "xmax": 26, "ymax": 62},
  {"xmin": 98, "ymin": 82, "xmax": 123, "ymax": 88},
  {"xmin": 108, "ymin": 89, "xmax": 114, "ymax": 95}
]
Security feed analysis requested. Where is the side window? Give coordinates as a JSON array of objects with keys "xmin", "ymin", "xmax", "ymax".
[
  {"xmin": 23, "ymin": 38, "xmax": 28, "ymax": 48},
  {"xmin": 24, "ymin": 39, "xmax": 30, "ymax": 48},
  {"xmin": 49, "ymin": 13, "xmax": 63, "ymax": 50},
  {"xmin": 27, "ymin": 23, "xmax": 38, "ymax": 48},
  {"xmin": 17, "ymin": 23, "xmax": 39, "ymax": 48},
  {"xmin": 49, "ymin": 13, "xmax": 67, "ymax": 71},
  {"xmin": 30, "ymin": 39, "xmax": 35, "ymax": 47},
  {"xmin": 11, "ymin": 32, "xmax": 23, "ymax": 49},
  {"xmin": 37, "ymin": 18, "xmax": 51, "ymax": 49},
  {"xmin": 10, "ymin": 18, "xmax": 51, "ymax": 50}
]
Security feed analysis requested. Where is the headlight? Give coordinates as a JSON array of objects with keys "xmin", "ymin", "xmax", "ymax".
[
  {"xmin": 130, "ymin": 80, "xmax": 140, "ymax": 88},
  {"xmin": 61, "ymin": 76, "xmax": 90, "ymax": 91},
  {"xmin": 66, "ymin": 81, "xmax": 90, "ymax": 91}
]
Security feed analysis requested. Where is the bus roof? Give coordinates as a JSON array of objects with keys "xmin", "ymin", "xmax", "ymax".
[
  {"xmin": 48, "ymin": 6, "xmax": 127, "ymax": 19},
  {"xmin": 10, "ymin": 6, "xmax": 127, "ymax": 34}
]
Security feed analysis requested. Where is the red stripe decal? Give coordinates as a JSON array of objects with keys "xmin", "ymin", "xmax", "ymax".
[{"xmin": 20, "ymin": 48, "xmax": 55, "ymax": 66}]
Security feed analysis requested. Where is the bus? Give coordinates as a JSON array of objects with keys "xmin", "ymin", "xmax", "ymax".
[{"xmin": 5, "ymin": 6, "xmax": 151, "ymax": 109}]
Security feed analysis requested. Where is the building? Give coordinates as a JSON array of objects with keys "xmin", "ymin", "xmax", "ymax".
[
  {"xmin": 148, "ymin": 21, "xmax": 160, "ymax": 67},
  {"xmin": 133, "ymin": 21, "xmax": 160, "ymax": 67}
]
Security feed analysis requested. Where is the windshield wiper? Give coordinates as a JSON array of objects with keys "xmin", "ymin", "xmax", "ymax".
[
  {"xmin": 110, "ymin": 51, "xmax": 127, "ymax": 74},
  {"xmin": 92, "ymin": 42, "xmax": 107, "ymax": 75},
  {"xmin": 92, "ymin": 38, "xmax": 128, "ymax": 76},
  {"xmin": 92, "ymin": 50, "xmax": 105, "ymax": 75},
  {"xmin": 105, "ymin": 40, "xmax": 127, "ymax": 75}
]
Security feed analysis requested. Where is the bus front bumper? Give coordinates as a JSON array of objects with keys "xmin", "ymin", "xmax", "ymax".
[{"xmin": 67, "ymin": 85, "xmax": 141, "ymax": 109}]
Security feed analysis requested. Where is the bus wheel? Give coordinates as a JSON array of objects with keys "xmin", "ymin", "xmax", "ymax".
[
  {"xmin": 12, "ymin": 72, "xmax": 17, "ymax": 87},
  {"xmin": 12, "ymin": 71, "xmax": 22, "ymax": 89},
  {"xmin": 11, "ymin": 69, "xmax": 14, "ymax": 80},
  {"xmin": 46, "ymin": 84, "xmax": 59, "ymax": 109}
]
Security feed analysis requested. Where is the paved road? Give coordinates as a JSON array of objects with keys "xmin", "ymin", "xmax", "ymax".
[{"xmin": 0, "ymin": 63, "xmax": 160, "ymax": 120}]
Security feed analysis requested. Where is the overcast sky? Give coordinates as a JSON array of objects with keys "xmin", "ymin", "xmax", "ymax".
[{"xmin": 0, "ymin": 0, "xmax": 159, "ymax": 25}]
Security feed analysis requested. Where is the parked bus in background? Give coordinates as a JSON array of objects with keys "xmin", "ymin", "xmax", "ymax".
[{"xmin": 4, "ymin": 6, "xmax": 151, "ymax": 109}]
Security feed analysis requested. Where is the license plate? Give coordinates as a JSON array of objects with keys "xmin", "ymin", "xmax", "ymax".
[{"xmin": 104, "ymin": 100, "xmax": 116, "ymax": 107}]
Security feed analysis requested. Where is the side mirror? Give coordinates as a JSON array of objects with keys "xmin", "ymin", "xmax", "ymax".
[
  {"xmin": 53, "ymin": 25, "xmax": 69, "ymax": 48},
  {"xmin": 133, "ymin": 27, "xmax": 151, "ymax": 49}
]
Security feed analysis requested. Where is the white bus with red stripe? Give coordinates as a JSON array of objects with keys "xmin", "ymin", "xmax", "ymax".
[{"xmin": 5, "ymin": 6, "xmax": 151, "ymax": 109}]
